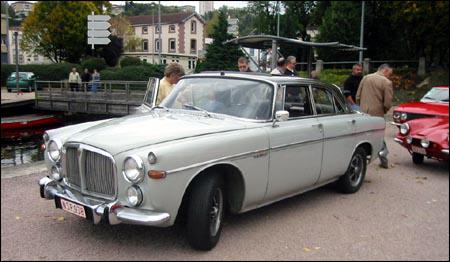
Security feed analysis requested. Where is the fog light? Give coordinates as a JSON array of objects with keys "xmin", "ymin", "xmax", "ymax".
[
  {"xmin": 127, "ymin": 186, "xmax": 143, "ymax": 207},
  {"xmin": 421, "ymin": 139, "xmax": 430, "ymax": 148},
  {"xmin": 51, "ymin": 165, "xmax": 62, "ymax": 181},
  {"xmin": 406, "ymin": 136, "xmax": 413, "ymax": 144}
]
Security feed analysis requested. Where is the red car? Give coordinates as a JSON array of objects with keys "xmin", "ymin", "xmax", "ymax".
[
  {"xmin": 392, "ymin": 86, "xmax": 449, "ymax": 164},
  {"xmin": 392, "ymin": 86, "xmax": 448, "ymax": 124}
]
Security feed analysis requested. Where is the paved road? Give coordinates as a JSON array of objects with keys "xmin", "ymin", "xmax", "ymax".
[{"xmin": 1, "ymin": 123, "xmax": 448, "ymax": 260}]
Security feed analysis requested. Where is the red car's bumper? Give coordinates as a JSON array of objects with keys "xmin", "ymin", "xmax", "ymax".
[{"xmin": 394, "ymin": 135, "xmax": 449, "ymax": 161}]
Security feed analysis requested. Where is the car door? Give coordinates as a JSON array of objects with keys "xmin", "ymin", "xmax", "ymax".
[
  {"xmin": 265, "ymin": 84, "xmax": 323, "ymax": 202},
  {"xmin": 311, "ymin": 85, "xmax": 358, "ymax": 183}
]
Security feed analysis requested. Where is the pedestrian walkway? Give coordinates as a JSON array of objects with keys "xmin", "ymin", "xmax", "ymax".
[{"xmin": 1, "ymin": 87, "xmax": 35, "ymax": 108}]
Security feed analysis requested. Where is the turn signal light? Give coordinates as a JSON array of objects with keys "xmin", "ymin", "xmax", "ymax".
[{"xmin": 148, "ymin": 170, "xmax": 167, "ymax": 179}]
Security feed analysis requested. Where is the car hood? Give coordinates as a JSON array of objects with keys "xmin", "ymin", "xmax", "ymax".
[
  {"xmin": 409, "ymin": 117, "xmax": 449, "ymax": 139},
  {"xmin": 395, "ymin": 101, "xmax": 448, "ymax": 117},
  {"xmin": 65, "ymin": 111, "xmax": 256, "ymax": 155}
]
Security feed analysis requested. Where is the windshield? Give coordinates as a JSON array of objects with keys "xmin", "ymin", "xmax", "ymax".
[
  {"xmin": 161, "ymin": 77, "xmax": 274, "ymax": 120},
  {"xmin": 421, "ymin": 87, "xmax": 449, "ymax": 103}
]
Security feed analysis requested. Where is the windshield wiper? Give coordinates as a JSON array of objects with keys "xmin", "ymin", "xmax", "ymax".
[
  {"xmin": 182, "ymin": 104, "xmax": 211, "ymax": 117},
  {"xmin": 151, "ymin": 105, "xmax": 169, "ymax": 111}
]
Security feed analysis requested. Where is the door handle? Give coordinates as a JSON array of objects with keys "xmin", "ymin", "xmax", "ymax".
[
  {"xmin": 348, "ymin": 119, "xmax": 356, "ymax": 124},
  {"xmin": 312, "ymin": 123, "xmax": 323, "ymax": 131}
]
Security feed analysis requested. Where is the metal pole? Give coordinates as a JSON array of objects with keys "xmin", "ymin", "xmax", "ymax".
[
  {"xmin": 14, "ymin": 31, "xmax": 19, "ymax": 94},
  {"xmin": 359, "ymin": 1, "xmax": 365, "ymax": 64},
  {"xmin": 158, "ymin": 1, "xmax": 161, "ymax": 64},
  {"xmin": 276, "ymin": 1, "xmax": 280, "ymax": 37},
  {"xmin": 152, "ymin": 5, "xmax": 155, "ymax": 64},
  {"xmin": 271, "ymin": 40, "xmax": 277, "ymax": 71}
]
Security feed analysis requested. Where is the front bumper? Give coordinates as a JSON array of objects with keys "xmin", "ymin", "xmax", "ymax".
[
  {"xmin": 393, "ymin": 137, "xmax": 449, "ymax": 160},
  {"xmin": 39, "ymin": 176, "xmax": 170, "ymax": 227}
]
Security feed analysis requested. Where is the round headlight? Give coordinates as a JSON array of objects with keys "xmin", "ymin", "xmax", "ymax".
[
  {"xmin": 406, "ymin": 136, "xmax": 413, "ymax": 144},
  {"xmin": 393, "ymin": 112, "xmax": 401, "ymax": 120},
  {"xmin": 123, "ymin": 156, "xmax": 144, "ymax": 183},
  {"xmin": 421, "ymin": 139, "xmax": 430, "ymax": 148},
  {"xmin": 48, "ymin": 140, "xmax": 61, "ymax": 162},
  {"xmin": 127, "ymin": 186, "xmax": 143, "ymax": 207},
  {"xmin": 51, "ymin": 165, "xmax": 62, "ymax": 181},
  {"xmin": 400, "ymin": 112, "xmax": 408, "ymax": 121},
  {"xmin": 400, "ymin": 123, "xmax": 410, "ymax": 135}
]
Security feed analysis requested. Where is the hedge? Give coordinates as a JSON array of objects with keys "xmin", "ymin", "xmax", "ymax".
[
  {"xmin": 80, "ymin": 57, "xmax": 107, "ymax": 72},
  {"xmin": 101, "ymin": 64, "xmax": 165, "ymax": 81},
  {"xmin": 1, "ymin": 63, "xmax": 81, "ymax": 86},
  {"xmin": 120, "ymin": 56, "xmax": 142, "ymax": 67}
]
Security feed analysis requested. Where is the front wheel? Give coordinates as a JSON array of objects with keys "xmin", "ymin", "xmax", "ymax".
[
  {"xmin": 412, "ymin": 153, "xmax": 424, "ymax": 165},
  {"xmin": 337, "ymin": 147, "xmax": 367, "ymax": 194},
  {"xmin": 186, "ymin": 173, "xmax": 225, "ymax": 250}
]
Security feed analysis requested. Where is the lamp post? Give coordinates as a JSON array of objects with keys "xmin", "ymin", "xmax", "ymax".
[
  {"xmin": 14, "ymin": 31, "xmax": 20, "ymax": 95},
  {"xmin": 158, "ymin": 1, "xmax": 161, "ymax": 64},
  {"xmin": 359, "ymin": 1, "xmax": 365, "ymax": 64}
]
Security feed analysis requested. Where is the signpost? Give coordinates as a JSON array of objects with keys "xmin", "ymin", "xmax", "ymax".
[{"xmin": 87, "ymin": 13, "xmax": 111, "ymax": 50}]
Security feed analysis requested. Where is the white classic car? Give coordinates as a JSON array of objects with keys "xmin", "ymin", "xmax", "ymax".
[{"xmin": 39, "ymin": 72, "xmax": 386, "ymax": 250}]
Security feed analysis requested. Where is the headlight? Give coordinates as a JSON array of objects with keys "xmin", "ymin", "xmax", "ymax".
[
  {"xmin": 48, "ymin": 140, "xmax": 61, "ymax": 162},
  {"xmin": 43, "ymin": 133, "xmax": 50, "ymax": 143},
  {"xmin": 123, "ymin": 156, "xmax": 144, "ymax": 183},
  {"xmin": 400, "ymin": 123, "xmax": 410, "ymax": 135},
  {"xmin": 127, "ymin": 186, "xmax": 143, "ymax": 207},
  {"xmin": 51, "ymin": 165, "xmax": 62, "ymax": 181},
  {"xmin": 400, "ymin": 112, "xmax": 408, "ymax": 121},
  {"xmin": 148, "ymin": 152, "xmax": 157, "ymax": 164},
  {"xmin": 393, "ymin": 112, "xmax": 401, "ymax": 120},
  {"xmin": 421, "ymin": 139, "xmax": 430, "ymax": 148},
  {"xmin": 406, "ymin": 136, "xmax": 413, "ymax": 144}
]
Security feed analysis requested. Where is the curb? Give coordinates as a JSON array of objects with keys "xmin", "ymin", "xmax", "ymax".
[{"xmin": 1, "ymin": 161, "xmax": 47, "ymax": 179}]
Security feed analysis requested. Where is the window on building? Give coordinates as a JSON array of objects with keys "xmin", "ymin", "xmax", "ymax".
[
  {"xmin": 169, "ymin": 24, "xmax": 176, "ymax": 33},
  {"xmin": 156, "ymin": 25, "xmax": 160, "ymax": 33},
  {"xmin": 163, "ymin": 59, "xmax": 166, "ymax": 64},
  {"xmin": 169, "ymin": 38, "xmax": 176, "ymax": 52},
  {"xmin": 155, "ymin": 39, "xmax": 160, "ymax": 52},
  {"xmin": 142, "ymin": 26, "xmax": 148, "ymax": 34},
  {"xmin": 190, "ymin": 39, "xmax": 197, "ymax": 53},
  {"xmin": 191, "ymin": 20, "xmax": 196, "ymax": 33},
  {"xmin": 188, "ymin": 61, "xmax": 192, "ymax": 69},
  {"xmin": 143, "ymin": 40, "xmax": 148, "ymax": 51}
]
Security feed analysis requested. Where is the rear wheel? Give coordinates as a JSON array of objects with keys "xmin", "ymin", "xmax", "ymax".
[
  {"xmin": 186, "ymin": 173, "xmax": 225, "ymax": 251},
  {"xmin": 337, "ymin": 147, "xmax": 367, "ymax": 194},
  {"xmin": 412, "ymin": 153, "xmax": 424, "ymax": 165}
]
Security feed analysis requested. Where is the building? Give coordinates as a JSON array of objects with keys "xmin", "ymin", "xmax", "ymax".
[
  {"xmin": 227, "ymin": 16, "xmax": 239, "ymax": 36},
  {"xmin": 199, "ymin": 1, "xmax": 213, "ymax": 16},
  {"xmin": 180, "ymin": 5, "xmax": 195, "ymax": 13},
  {"xmin": 111, "ymin": 4, "xmax": 124, "ymax": 16},
  {"xmin": 125, "ymin": 12, "xmax": 205, "ymax": 73},
  {"xmin": 10, "ymin": 1, "xmax": 33, "ymax": 18},
  {"xmin": 8, "ymin": 27, "xmax": 52, "ymax": 64},
  {"xmin": 1, "ymin": 13, "xmax": 9, "ymax": 64}
]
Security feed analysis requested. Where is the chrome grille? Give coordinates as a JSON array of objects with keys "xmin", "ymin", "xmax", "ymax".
[
  {"xmin": 84, "ymin": 150, "xmax": 115, "ymax": 196},
  {"xmin": 66, "ymin": 147, "xmax": 81, "ymax": 187},
  {"xmin": 63, "ymin": 144, "xmax": 116, "ymax": 199}
]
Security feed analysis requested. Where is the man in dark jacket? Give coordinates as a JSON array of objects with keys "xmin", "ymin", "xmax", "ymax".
[
  {"xmin": 284, "ymin": 56, "xmax": 297, "ymax": 76},
  {"xmin": 81, "ymin": 68, "xmax": 91, "ymax": 91},
  {"xmin": 343, "ymin": 64, "xmax": 363, "ymax": 109},
  {"xmin": 238, "ymin": 57, "xmax": 252, "ymax": 72}
]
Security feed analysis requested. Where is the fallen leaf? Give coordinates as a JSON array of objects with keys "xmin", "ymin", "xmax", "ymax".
[
  {"xmin": 432, "ymin": 199, "xmax": 437, "ymax": 202},
  {"xmin": 333, "ymin": 215, "xmax": 340, "ymax": 220},
  {"xmin": 15, "ymin": 216, "xmax": 21, "ymax": 220},
  {"xmin": 365, "ymin": 180, "xmax": 372, "ymax": 183},
  {"xmin": 314, "ymin": 247, "xmax": 321, "ymax": 250},
  {"xmin": 370, "ymin": 191, "xmax": 375, "ymax": 194},
  {"xmin": 56, "ymin": 216, "xmax": 65, "ymax": 221},
  {"xmin": 303, "ymin": 247, "xmax": 311, "ymax": 252},
  {"xmin": 426, "ymin": 201, "xmax": 431, "ymax": 204}
]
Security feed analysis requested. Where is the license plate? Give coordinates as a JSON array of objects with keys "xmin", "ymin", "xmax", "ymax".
[
  {"xmin": 60, "ymin": 198, "xmax": 87, "ymax": 218},
  {"xmin": 411, "ymin": 146, "xmax": 427, "ymax": 155}
]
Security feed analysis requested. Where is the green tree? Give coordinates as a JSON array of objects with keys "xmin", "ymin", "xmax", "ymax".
[
  {"xmin": 21, "ymin": 1, "xmax": 99, "ymax": 63},
  {"xmin": 195, "ymin": 9, "xmax": 244, "ymax": 72}
]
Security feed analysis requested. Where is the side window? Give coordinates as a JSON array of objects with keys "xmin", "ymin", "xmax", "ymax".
[
  {"xmin": 284, "ymin": 85, "xmax": 312, "ymax": 118},
  {"xmin": 312, "ymin": 87, "xmax": 335, "ymax": 115},
  {"xmin": 333, "ymin": 94, "xmax": 346, "ymax": 113}
]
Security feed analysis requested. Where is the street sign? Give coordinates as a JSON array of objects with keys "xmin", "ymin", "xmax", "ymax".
[
  {"xmin": 88, "ymin": 38, "xmax": 111, "ymax": 45},
  {"xmin": 87, "ymin": 14, "xmax": 111, "ymax": 49},
  {"xmin": 87, "ymin": 15, "xmax": 110, "ymax": 21},
  {"xmin": 88, "ymin": 30, "xmax": 111, "ymax": 38},
  {"xmin": 88, "ymin": 21, "xmax": 111, "ymax": 30}
]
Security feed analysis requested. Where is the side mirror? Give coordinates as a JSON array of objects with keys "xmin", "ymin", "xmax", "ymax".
[{"xmin": 274, "ymin": 110, "xmax": 289, "ymax": 123}]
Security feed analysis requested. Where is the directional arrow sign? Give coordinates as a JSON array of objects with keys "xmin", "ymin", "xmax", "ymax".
[
  {"xmin": 88, "ymin": 30, "xmax": 111, "ymax": 38},
  {"xmin": 87, "ymin": 15, "xmax": 110, "ymax": 21},
  {"xmin": 88, "ymin": 21, "xmax": 111, "ymax": 30},
  {"xmin": 88, "ymin": 37, "xmax": 111, "ymax": 45}
]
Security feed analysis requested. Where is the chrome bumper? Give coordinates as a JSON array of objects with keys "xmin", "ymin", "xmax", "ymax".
[
  {"xmin": 390, "ymin": 121, "xmax": 402, "ymax": 127},
  {"xmin": 442, "ymin": 149, "xmax": 449, "ymax": 155},
  {"xmin": 39, "ymin": 176, "xmax": 170, "ymax": 227},
  {"xmin": 394, "ymin": 138, "xmax": 403, "ymax": 144}
]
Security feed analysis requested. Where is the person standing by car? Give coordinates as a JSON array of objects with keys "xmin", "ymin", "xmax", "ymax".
[
  {"xmin": 81, "ymin": 68, "xmax": 91, "ymax": 92},
  {"xmin": 356, "ymin": 63, "xmax": 394, "ymax": 169},
  {"xmin": 284, "ymin": 56, "xmax": 298, "ymax": 76},
  {"xmin": 156, "ymin": 63, "xmax": 185, "ymax": 105},
  {"xmin": 270, "ymin": 57, "xmax": 286, "ymax": 75},
  {"xmin": 344, "ymin": 64, "xmax": 363, "ymax": 111},
  {"xmin": 238, "ymin": 57, "xmax": 253, "ymax": 72},
  {"xmin": 68, "ymin": 68, "xmax": 81, "ymax": 92},
  {"xmin": 91, "ymin": 69, "xmax": 100, "ymax": 93}
]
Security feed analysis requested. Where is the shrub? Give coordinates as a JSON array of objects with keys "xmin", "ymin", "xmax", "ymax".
[
  {"xmin": 120, "ymin": 56, "xmax": 142, "ymax": 67},
  {"xmin": 81, "ymin": 57, "xmax": 107, "ymax": 72},
  {"xmin": 101, "ymin": 64, "xmax": 165, "ymax": 81}
]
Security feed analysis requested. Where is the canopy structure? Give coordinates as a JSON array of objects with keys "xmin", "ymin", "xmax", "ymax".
[{"xmin": 224, "ymin": 35, "xmax": 366, "ymax": 76}]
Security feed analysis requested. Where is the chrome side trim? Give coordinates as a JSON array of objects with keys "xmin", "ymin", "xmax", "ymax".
[
  {"xmin": 271, "ymin": 138, "xmax": 322, "ymax": 152},
  {"xmin": 394, "ymin": 138, "xmax": 403, "ymax": 144}
]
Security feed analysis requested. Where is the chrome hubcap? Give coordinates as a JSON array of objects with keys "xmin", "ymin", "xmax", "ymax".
[
  {"xmin": 349, "ymin": 154, "xmax": 364, "ymax": 187},
  {"xmin": 209, "ymin": 188, "xmax": 223, "ymax": 237}
]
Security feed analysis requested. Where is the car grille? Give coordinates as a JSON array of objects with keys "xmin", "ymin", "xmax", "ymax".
[{"xmin": 62, "ymin": 144, "xmax": 116, "ymax": 199}]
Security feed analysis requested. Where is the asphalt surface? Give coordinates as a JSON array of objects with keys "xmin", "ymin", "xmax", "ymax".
[{"xmin": 1, "ymin": 122, "xmax": 448, "ymax": 260}]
